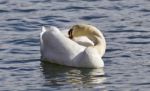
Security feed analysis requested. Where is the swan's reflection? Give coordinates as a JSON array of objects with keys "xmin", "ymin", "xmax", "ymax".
[{"xmin": 40, "ymin": 61, "xmax": 106, "ymax": 88}]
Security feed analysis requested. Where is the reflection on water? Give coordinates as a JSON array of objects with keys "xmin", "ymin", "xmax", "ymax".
[{"xmin": 41, "ymin": 61, "xmax": 106, "ymax": 90}]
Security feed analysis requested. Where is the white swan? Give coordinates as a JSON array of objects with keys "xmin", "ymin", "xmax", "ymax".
[{"xmin": 40, "ymin": 24, "xmax": 106, "ymax": 68}]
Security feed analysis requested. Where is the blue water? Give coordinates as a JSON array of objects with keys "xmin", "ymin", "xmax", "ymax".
[{"xmin": 0, "ymin": 0, "xmax": 150, "ymax": 91}]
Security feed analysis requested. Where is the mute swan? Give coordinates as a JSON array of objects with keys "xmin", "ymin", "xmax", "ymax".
[{"xmin": 40, "ymin": 24, "xmax": 106, "ymax": 68}]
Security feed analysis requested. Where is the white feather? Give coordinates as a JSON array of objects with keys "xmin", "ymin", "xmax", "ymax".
[{"xmin": 40, "ymin": 25, "xmax": 106, "ymax": 68}]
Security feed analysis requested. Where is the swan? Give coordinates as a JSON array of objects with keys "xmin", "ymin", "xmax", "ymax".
[{"xmin": 40, "ymin": 24, "xmax": 106, "ymax": 68}]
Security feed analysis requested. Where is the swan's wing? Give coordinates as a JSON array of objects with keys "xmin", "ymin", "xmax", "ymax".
[
  {"xmin": 61, "ymin": 29, "xmax": 69, "ymax": 37},
  {"xmin": 74, "ymin": 47, "xmax": 104, "ymax": 68},
  {"xmin": 40, "ymin": 26, "xmax": 85, "ymax": 64}
]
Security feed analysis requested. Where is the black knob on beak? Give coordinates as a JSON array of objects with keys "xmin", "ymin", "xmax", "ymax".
[{"xmin": 68, "ymin": 29, "xmax": 73, "ymax": 39}]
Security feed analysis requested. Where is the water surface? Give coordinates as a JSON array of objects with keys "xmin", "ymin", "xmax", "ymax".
[{"xmin": 0, "ymin": 0, "xmax": 150, "ymax": 91}]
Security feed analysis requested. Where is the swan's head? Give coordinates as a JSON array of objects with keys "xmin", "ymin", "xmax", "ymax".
[
  {"xmin": 69, "ymin": 24, "xmax": 106, "ymax": 57},
  {"xmin": 68, "ymin": 24, "xmax": 101, "ymax": 39}
]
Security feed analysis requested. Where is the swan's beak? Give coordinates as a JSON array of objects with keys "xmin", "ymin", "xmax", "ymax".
[{"xmin": 68, "ymin": 29, "xmax": 73, "ymax": 39}]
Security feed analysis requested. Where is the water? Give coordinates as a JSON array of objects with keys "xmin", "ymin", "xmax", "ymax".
[{"xmin": 0, "ymin": 0, "xmax": 150, "ymax": 91}]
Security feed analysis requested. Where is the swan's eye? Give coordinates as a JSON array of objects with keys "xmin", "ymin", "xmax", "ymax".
[{"xmin": 68, "ymin": 29, "xmax": 73, "ymax": 39}]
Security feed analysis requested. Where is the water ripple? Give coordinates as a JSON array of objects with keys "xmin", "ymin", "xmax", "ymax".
[
  {"xmin": 81, "ymin": 15, "xmax": 108, "ymax": 20},
  {"xmin": 13, "ymin": 9, "xmax": 37, "ymax": 12},
  {"xmin": 138, "ymin": 9, "xmax": 150, "ymax": 12},
  {"xmin": 0, "ymin": 0, "xmax": 150, "ymax": 91},
  {"xmin": 0, "ymin": 9, "xmax": 9, "ymax": 13},
  {"xmin": 107, "ymin": 29, "xmax": 149, "ymax": 33},
  {"xmin": 6, "ymin": 38, "xmax": 39, "ymax": 46},
  {"xmin": 126, "ymin": 41, "xmax": 150, "ymax": 44}
]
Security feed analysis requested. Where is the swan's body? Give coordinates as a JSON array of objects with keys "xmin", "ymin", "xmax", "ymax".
[{"xmin": 40, "ymin": 24, "xmax": 106, "ymax": 68}]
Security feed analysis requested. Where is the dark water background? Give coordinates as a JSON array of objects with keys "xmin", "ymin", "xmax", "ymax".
[{"xmin": 0, "ymin": 0, "xmax": 150, "ymax": 91}]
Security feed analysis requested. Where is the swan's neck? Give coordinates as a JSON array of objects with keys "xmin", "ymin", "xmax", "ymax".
[{"xmin": 88, "ymin": 35, "xmax": 106, "ymax": 57}]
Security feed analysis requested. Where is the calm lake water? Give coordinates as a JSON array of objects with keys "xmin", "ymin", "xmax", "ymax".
[{"xmin": 0, "ymin": 0, "xmax": 150, "ymax": 91}]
